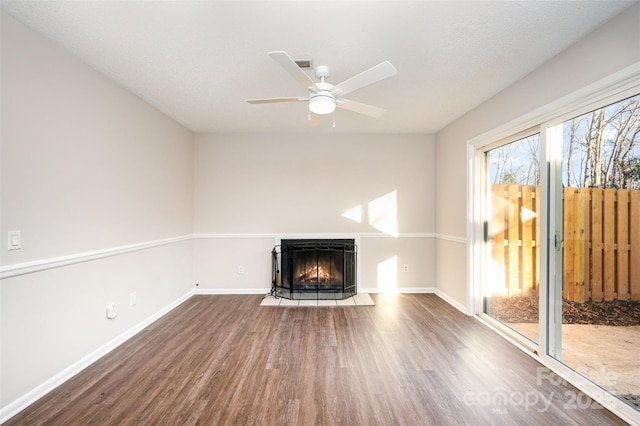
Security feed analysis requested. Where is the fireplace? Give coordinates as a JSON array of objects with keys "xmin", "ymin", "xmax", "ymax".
[{"xmin": 272, "ymin": 239, "xmax": 357, "ymax": 300}]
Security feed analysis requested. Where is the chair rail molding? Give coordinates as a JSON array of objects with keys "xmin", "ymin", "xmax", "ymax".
[{"xmin": 0, "ymin": 235, "xmax": 192, "ymax": 280}]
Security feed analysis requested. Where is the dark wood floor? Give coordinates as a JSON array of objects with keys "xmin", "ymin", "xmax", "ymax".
[{"xmin": 6, "ymin": 294, "xmax": 627, "ymax": 425}]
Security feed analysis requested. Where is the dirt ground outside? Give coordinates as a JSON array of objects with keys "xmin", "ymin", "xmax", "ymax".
[
  {"xmin": 490, "ymin": 296, "xmax": 640, "ymax": 399},
  {"xmin": 508, "ymin": 323, "xmax": 640, "ymax": 397}
]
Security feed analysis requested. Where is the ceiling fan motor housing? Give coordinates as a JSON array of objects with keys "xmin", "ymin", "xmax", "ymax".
[{"xmin": 315, "ymin": 65, "xmax": 330, "ymax": 80}]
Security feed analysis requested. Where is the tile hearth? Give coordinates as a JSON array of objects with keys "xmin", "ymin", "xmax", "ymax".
[{"xmin": 260, "ymin": 293, "xmax": 374, "ymax": 307}]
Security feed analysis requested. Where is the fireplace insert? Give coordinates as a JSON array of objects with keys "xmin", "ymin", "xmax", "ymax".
[{"xmin": 272, "ymin": 239, "xmax": 357, "ymax": 300}]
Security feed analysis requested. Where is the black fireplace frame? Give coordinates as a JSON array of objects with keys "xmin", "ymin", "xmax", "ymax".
[{"xmin": 272, "ymin": 239, "xmax": 357, "ymax": 300}]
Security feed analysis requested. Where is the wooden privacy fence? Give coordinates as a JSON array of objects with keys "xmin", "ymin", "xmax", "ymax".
[
  {"xmin": 490, "ymin": 184, "xmax": 640, "ymax": 302},
  {"xmin": 491, "ymin": 184, "xmax": 540, "ymax": 298}
]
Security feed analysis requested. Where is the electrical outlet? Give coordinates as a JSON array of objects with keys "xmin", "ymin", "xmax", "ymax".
[
  {"xmin": 238, "ymin": 265, "xmax": 245, "ymax": 274},
  {"xmin": 403, "ymin": 264, "xmax": 409, "ymax": 273},
  {"xmin": 129, "ymin": 291, "xmax": 137, "ymax": 306},
  {"xmin": 106, "ymin": 304, "xmax": 118, "ymax": 319}
]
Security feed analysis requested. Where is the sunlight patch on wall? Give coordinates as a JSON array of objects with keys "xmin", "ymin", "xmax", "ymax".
[
  {"xmin": 341, "ymin": 205, "xmax": 362, "ymax": 223},
  {"xmin": 368, "ymin": 190, "xmax": 398, "ymax": 237},
  {"xmin": 377, "ymin": 255, "xmax": 398, "ymax": 293}
]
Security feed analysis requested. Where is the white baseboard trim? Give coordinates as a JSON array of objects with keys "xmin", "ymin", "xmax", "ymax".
[
  {"xmin": 361, "ymin": 286, "xmax": 469, "ymax": 315},
  {"xmin": 0, "ymin": 290, "xmax": 194, "ymax": 424},
  {"xmin": 193, "ymin": 287, "xmax": 451, "ymax": 299},
  {"xmin": 360, "ymin": 287, "xmax": 437, "ymax": 294},
  {"xmin": 194, "ymin": 288, "xmax": 270, "ymax": 295},
  {"xmin": 193, "ymin": 287, "xmax": 444, "ymax": 298},
  {"xmin": 434, "ymin": 289, "xmax": 469, "ymax": 315}
]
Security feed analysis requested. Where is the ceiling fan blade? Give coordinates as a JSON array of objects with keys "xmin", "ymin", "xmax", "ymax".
[
  {"xmin": 334, "ymin": 61, "xmax": 397, "ymax": 96},
  {"xmin": 247, "ymin": 97, "xmax": 307, "ymax": 104},
  {"xmin": 337, "ymin": 99, "xmax": 387, "ymax": 118},
  {"xmin": 268, "ymin": 51, "xmax": 317, "ymax": 89}
]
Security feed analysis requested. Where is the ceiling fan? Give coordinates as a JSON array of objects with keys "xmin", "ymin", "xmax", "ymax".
[{"xmin": 247, "ymin": 51, "xmax": 397, "ymax": 119}]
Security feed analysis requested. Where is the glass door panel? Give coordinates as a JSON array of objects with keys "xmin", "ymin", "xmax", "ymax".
[
  {"xmin": 555, "ymin": 94, "xmax": 640, "ymax": 412},
  {"xmin": 485, "ymin": 134, "xmax": 541, "ymax": 344}
]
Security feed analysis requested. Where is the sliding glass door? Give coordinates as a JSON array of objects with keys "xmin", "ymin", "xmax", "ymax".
[
  {"xmin": 467, "ymin": 70, "xmax": 640, "ymax": 419},
  {"xmin": 483, "ymin": 134, "xmax": 540, "ymax": 344},
  {"xmin": 477, "ymin": 89, "xmax": 640, "ymax": 418},
  {"xmin": 549, "ymin": 94, "xmax": 640, "ymax": 411}
]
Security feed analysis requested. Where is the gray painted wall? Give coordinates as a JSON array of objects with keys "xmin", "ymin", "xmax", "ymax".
[{"xmin": 434, "ymin": 3, "xmax": 640, "ymax": 307}]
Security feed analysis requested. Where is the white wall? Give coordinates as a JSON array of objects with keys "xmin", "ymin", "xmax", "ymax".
[
  {"xmin": 0, "ymin": 12, "xmax": 194, "ymax": 414},
  {"xmin": 7, "ymin": 0, "xmax": 637, "ymax": 418},
  {"xmin": 194, "ymin": 133, "xmax": 436, "ymax": 293},
  {"xmin": 434, "ymin": 3, "xmax": 640, "ymax": 308}
]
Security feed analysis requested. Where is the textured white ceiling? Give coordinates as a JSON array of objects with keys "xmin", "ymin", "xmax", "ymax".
[{"xmin": 1, "ymin": 1, "xmax": 636, "ymax": 134}]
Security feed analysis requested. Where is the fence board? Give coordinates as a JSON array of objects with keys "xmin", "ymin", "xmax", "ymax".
[
  {"xmin": 491, "ymin": 184, "xmax": 507, "ymax": 293},
  {"xmin": 631, "ymin": 191, "xmax": 640, "ymax": 301},
  {"xmin": 489, "ymin": 185, "xmax": 507, "ymax": 289},
  {"xmin": 591, "ymin": 189, "xmax": 604, "ymax": 302},
  {"xmin": 563, "ymin": 187, "xmax": 577, "ymax": 301},
  {"xmin": 603, "ymin": 189, "xmax": 616, "ymax": 300},
  {"xmin": 521, "ymin": 186, "xmax": 535, "ymax": 295},
  {"xmin": 617, "ymin": 189, "xmax": 629, "ymax": 300},
  {"xmin": 578, "ymin": 187, "xmax": 591, "ymax": 301},
  {"xmin": 508, "ymin": 185, "xmax": 521, "ymax": 296},
  {"xmin": 534, "ymin": 189, "xmax": 540, "ymax": 297}
]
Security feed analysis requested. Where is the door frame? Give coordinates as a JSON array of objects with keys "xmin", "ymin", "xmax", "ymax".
[{"xmin": 467, "ymin": 62, "xmax": 640, "ymax": 422}]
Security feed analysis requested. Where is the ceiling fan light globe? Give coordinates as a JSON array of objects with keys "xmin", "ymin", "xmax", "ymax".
[{"xmin": 309, "ymin": 95, "xmax": 336, "ymax": 115}]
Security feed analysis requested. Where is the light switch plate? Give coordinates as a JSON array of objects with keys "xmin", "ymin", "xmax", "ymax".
[{"xmin": 8, "ymin": 230, "xmax": 21, "ymax": 250}]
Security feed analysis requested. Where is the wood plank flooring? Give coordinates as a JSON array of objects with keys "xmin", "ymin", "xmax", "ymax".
[{"xmin": 6, "ymin": 294, "xmax": 628, "ymax": 425}]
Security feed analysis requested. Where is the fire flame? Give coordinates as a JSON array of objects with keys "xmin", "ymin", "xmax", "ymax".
[{"xmin": 298, "ymin": 264, "xmax": 332, "ymax": 283}]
